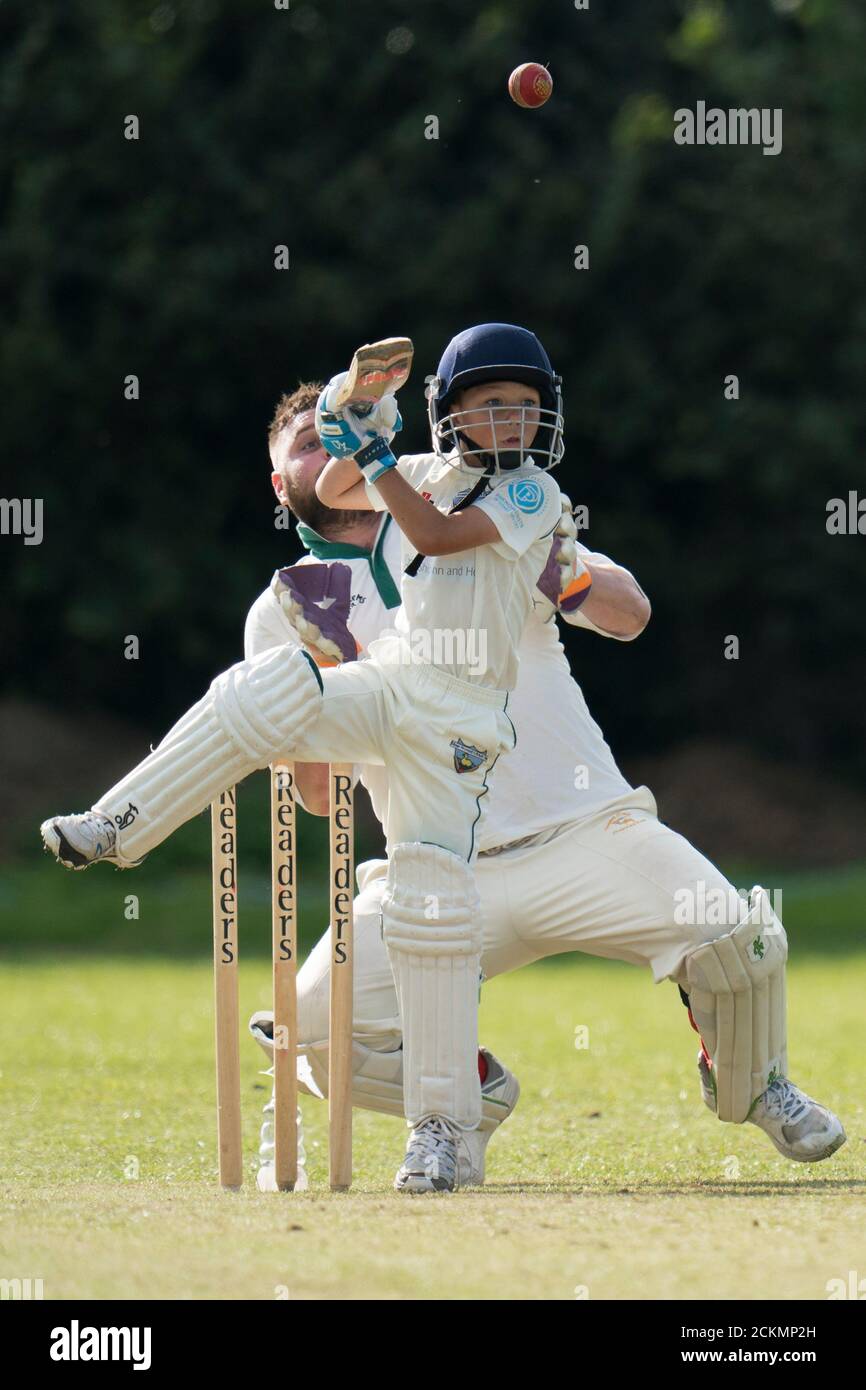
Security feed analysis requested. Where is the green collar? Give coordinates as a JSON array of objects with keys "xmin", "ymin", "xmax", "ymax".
[{"xmin": 296, "ymin": 516, "xmax": 401, "ymax": 609}]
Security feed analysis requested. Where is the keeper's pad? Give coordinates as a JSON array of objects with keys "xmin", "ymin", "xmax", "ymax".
[
  {"xmin": 94, "ymin": 645, "xmax": 322, "ymax": 864},
  {"xmin": 266, "ymin": 1032, "xmax": 510, "ymax": 1134},
  {"xmin": 685, "ymin": 886, "xmax": 788, "ymax": 1123},
  {"xmin": 381, "ymin": 843, "xmax": 483, "ymax": 1128}
]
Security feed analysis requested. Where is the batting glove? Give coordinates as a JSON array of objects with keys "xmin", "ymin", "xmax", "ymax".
[{"xmin": 315, "ymin": 375, "xmax": 403, "ymax": 483}]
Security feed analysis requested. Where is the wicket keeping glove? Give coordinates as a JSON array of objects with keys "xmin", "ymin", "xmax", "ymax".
[
  {"xmin": 536, "ymin": 494, "xmax": 592, "ymax": 612},
  {"xmin": 272, "ymin": 560, "xmax": 359, "ymax": 666}
]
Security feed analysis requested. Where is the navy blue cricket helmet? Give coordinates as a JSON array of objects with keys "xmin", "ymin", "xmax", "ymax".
[{"xmin": 426, "ymin": 322, "xmax": 564, "ymax": 473}]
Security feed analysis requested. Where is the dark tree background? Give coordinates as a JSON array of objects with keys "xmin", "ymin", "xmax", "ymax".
[{"xmin": 2, "ymin": 0, "xmax": 864, "ymax": 811}]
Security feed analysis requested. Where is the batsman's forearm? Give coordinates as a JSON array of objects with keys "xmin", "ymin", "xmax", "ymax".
[
  {"xmin": 372, "ymin": 469, "xmax": 451, "ymax": 553},
  {"xmin": 575, "ymin": 560, "xmax": 651, "ymax": 638},
  {"xmin": 317, "ymin": 457, "xmax": 374, "ymax": 509}
]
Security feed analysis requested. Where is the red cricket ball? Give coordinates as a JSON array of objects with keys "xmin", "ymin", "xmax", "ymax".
[{"xmin": 508, "ymin": 62, "xmax": 553, "ymax": 109}]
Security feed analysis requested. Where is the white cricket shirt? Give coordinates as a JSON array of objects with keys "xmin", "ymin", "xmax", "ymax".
[
  {"xmin": 244, "ymin": 513, "xmax": 635, "ymax": 851},
  {"xmin": 365, "ymin": 452, "xmax": 561, "ymax": 690}
]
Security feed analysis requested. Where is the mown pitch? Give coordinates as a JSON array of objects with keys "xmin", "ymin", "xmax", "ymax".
[{"xmin": 1, "ymin": 947, "xmax": 862, "ymax": 1300}]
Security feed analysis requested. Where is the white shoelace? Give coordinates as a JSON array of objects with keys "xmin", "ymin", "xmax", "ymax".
[
  {"xmin": 405, "ymin": 1117, "xmax": 478, "ymax": 1190},
  {"xmin": 64, "ymin": 812, "xmax": 117, "ymax": 856},
  {"xmin": 409, "ymin": 1117, "xmax": 456, "ymax": 1157},
  {"xmin": 762, "ymin": 1078, "xmax": 807, "ymax": 1123}
]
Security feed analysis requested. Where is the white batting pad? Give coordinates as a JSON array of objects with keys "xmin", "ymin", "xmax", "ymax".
[
  {"xmin": 93, "ymin": 646, "xmax": 322, "ymax": 864},
  {"xmin": 685, "ymin": 886, "xmax": 788, "ymax": 1123},
  {"xmin": 382, "ymin": 843, "xmax": 483, "ymax": 1128}
]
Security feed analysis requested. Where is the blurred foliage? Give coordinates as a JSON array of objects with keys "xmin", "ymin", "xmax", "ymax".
[
  {"xmin": 0, "ymin": 780, "xmax": 382, "ymax": 957},
  {"xmin": 1, "ymin": 0, "xmax": 865, "ymax": 782},
  {"xmin": 4, "ymin": 846, "xmax": 864, "ymax": 959}
]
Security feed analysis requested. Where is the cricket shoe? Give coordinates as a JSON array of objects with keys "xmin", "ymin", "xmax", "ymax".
[
  {"xmin": 697, "ymin": 1052, "xmax": 846, "ymax": 1162},
  {"xmin": 40, "ymin": 810, "xmax": 123, "ymax": 870},
  {"xmin": 461, "ymin": 1048, "xmax": 520, "ymax": 1186},
  {"xmin": 748, "ymin": 1077, "xmax": 846, "ymax": 1162},
  {"xmin": 394, "ymin": 1116, "xmax": 467, "ymax": 1194}
]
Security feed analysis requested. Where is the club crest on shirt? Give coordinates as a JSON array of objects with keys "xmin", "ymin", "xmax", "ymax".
[
  {"xmin": 507, "ymin": 478, "xmax": 545, "ymax": 514},
  {"xmin": 450, "ymin": 738, "xmax": 488, "ymax": 774}
]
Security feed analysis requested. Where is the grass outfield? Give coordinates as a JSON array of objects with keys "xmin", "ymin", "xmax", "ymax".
[{"xmin": 1, "ymin": 943, "xmax": 863, "ymax": 1300}]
